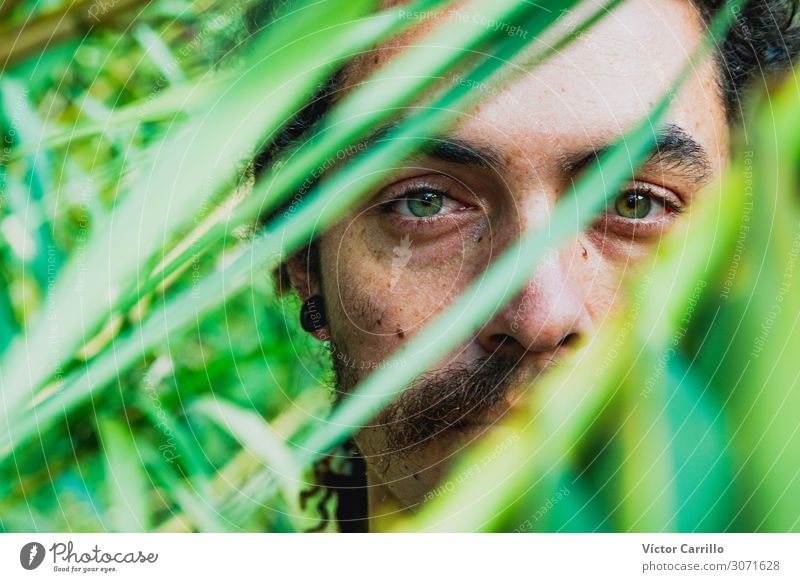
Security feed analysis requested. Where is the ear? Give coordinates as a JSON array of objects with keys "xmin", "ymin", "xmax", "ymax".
[
  {"xmin": 284, "ymin": 252, "xmax": 319, "ymax": 301},
  {"xmin": 284, "ymin": 248, "xmax": 329, "ymax": 342}
]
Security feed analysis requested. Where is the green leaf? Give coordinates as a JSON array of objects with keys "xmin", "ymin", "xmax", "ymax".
[
  {"xmin": 98, "ymin": 417, "xmax": 151, "ymax": 532},
  {"xmin": 190, "ymin": 397, "xmax": 304, "ymax": 520}
]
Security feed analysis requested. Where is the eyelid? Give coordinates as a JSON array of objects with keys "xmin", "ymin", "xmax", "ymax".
[
  {"xmin": 623, "ymin": 181, "xmax": 685, "ymax": 214},
  {"xmin": 377, "ymin": 174, "xmax": 477, "ymax": 213},
  {"xmin": 635, "ymin": 181, "xmax": 685, "ymax": 210},
  {"xmin": 387, "ymin": 189, "xmax": 465, "ymax": 218}
]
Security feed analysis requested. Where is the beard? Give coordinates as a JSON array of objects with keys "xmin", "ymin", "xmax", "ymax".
[{"xmin": 331, "ymin": 347, "xmax": 521, "ymax": 454}]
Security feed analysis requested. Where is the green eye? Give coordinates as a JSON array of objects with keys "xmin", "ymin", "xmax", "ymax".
[
  {"xmin": 615, "ymin": 192, "xmax": 653, "ymax": 220},
  {"xmin": 406, "ymin": 191, "xmax": 444, "ymax": 217}
]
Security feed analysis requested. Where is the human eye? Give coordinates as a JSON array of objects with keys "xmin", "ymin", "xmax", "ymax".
[
  {"xmin": 374, "ymin": 174, "xmax": 479, "ymax": 237},
  {"xmin": 599, "ymin": 182, "xmax": 685, "ymax": 236},
  {"xmin": 388, "ymin": 188, "xmax": 467, "ymax": 218}
]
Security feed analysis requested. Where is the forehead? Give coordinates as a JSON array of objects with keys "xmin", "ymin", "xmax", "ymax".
[{"xmin": 353, "ymin": 0, "xmax": 728, "ymax": 171}]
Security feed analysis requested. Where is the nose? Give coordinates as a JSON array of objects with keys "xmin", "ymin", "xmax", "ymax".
[{"xmin": 476, "ymin": 243, "xmax": 592, "ymax": 360}]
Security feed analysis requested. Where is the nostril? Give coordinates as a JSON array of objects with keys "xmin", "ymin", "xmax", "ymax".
[
  {"xmin": 483, "ymin": 331, "xmax": 581, "ymax": 356},
  {"xmin": 489, "ymin": 333, "xmax": 515, "ymax": 350},
  {"xmin": 557, "ymin": 332, "xmax": 580, "ymax": 348}
]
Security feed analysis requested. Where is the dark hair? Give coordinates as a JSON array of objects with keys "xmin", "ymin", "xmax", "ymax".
[
  {"xmin": 250, "ymin": 0, "xmax": 800, "ymax": 169},
  {"xmin": 248, "ymin": 0, "xmax": 800, "ymax": 531},
  {"xmin": 693, "ymin": 0, "xmax": 800, "ymax": 119}
]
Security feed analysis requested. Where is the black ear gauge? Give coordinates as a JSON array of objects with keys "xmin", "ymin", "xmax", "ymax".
[{"xmin": 300, "ymin": 295, "xmax": 326, "ymax": 332}]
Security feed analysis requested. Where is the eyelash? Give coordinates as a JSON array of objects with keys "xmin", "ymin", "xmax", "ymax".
[
  {"xmin": 611, "ymin": 183, "xmax": 685, "ymax": 219},
  {"xmin": 381, "ymin": 187, "xmax": 471, "ymax": 220},
  {"xmin": 378, "ymin": 181, "xmax": 684, "ymax": 234}
]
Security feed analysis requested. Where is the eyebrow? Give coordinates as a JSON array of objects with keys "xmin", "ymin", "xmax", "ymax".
[
  {"xmin": 419, "ymin": 138, "xmax": 506, "ymax": 170},
  {"xmin": 363, "ymin": 122, "xmax": 505, "ymax": 171},
  {"xmin": 559, "ymin": 124, "xmax": 713, "ymax": 184},
  {"xmin": 364, "ymin": 122, "xmax": 712, "ymax": 184}
]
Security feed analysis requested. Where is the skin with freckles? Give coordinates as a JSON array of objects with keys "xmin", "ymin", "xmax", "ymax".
[{"xmin": 286, "ymin": 0, "xmax": 729, "ymax": 528}]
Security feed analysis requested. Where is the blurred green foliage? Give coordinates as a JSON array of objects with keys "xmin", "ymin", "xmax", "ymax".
[{"xmin": 0, "ymin": 0, "xmax": 798, "ymax": 533}]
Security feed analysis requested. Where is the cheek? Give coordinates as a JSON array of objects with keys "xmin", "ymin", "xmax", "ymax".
[
  {"xmin": 319, "ymin": 228, "xmax": 396, "ymax": 366},
  {"xmin": 582, "ymin": 233, "xmax": 663, "ymax": 321},
  {"xmin": 319, "ymin": 221, "xmax": 492, "ymax": 358}
]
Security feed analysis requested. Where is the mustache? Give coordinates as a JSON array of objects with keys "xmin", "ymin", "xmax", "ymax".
[{"xmin": 334, "ymin": 354, "xmax": 521, "ymax": 454}]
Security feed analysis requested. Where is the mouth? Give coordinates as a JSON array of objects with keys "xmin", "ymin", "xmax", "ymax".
[{"xmin": 358, "ymin": 356, "xmax": 523, "ymax": 452}]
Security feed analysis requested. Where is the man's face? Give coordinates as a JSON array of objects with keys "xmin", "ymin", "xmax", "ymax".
[{"xmin": 290, "ymin": 0, "xmax": 728, "ymax": 517}]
